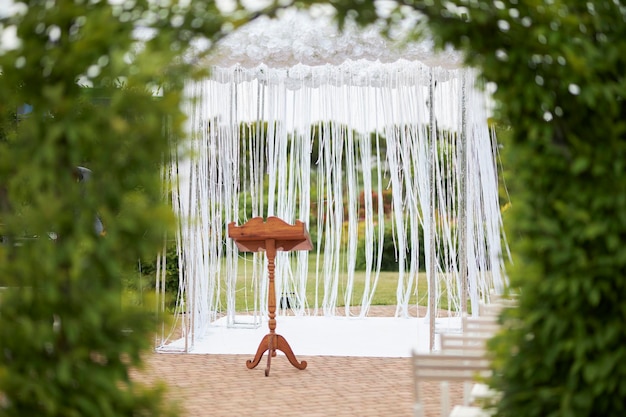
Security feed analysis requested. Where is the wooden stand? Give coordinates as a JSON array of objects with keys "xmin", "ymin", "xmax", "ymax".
[{"xmin": 228, "ymin": 216, "xmax": 312, "ymax": 376}]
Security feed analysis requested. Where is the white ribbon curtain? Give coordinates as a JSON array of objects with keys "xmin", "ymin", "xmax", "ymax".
[{"xmin": 163, "ymin": 59, "xmax": 507, "ymax": 350}]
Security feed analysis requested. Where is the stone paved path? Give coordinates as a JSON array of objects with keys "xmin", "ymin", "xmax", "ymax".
[{"xmin": 134, "ymin": 306, "xmax": 466, "ymax": 417}]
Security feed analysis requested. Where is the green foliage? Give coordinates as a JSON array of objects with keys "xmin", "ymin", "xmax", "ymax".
[
  {"xmin": 0, "ymin": 0, "xmax": 243, "ymax": 415},
  {"xmin": 355, "ymin": 215, "xmax": 428, "ymax": 272},
  {"xmin": 138, "ymin": 240, "xmax": 180, "ymax": 311}
]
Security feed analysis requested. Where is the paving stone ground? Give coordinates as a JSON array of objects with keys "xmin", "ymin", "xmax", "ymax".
[{"xmin": 134, "ymin": 306, "xmax": 466, "ymax": 417}]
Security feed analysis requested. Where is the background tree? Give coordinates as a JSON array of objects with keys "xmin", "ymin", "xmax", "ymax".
[
  {"xmin": 290, "ymin": 0, "xmax": 626, "ymax": 415},
  {"xmin": 0, "ymin": 1, "xmax": 250, "ymax": 415}
]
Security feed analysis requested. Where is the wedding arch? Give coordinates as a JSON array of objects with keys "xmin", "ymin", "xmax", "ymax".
[{"xmin": 157, "ymin": 9, "xmax": 508, "ymax": 352}]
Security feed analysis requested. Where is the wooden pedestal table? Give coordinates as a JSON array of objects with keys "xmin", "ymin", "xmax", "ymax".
[{"xmin": 228, "ymin": 216, "xmax": 313, "ymax": 376}]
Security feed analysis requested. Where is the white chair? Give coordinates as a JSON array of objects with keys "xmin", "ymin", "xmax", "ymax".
[
  {"xmin": 478, "ymin": 303, "xmax": 504, "ymax": 317},
  {"xmin": 411, "ymin": 350, "xmax": 492, "ymax": 417},
  {"xmin": 478, "ymin": 298, "xmax": 517, "ymax": 317},
  {"xmin": 462, "ymin": 316, "xmax": 500, "ymax": 337},
  {"xmin": 440, "ymin": 334, "xmax": 490, "ymax": 354}
]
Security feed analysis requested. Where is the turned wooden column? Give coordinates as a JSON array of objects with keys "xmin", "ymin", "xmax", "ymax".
[{"xmin": 267, "ymin": 238, "xmax": 277, "ymax": 335}]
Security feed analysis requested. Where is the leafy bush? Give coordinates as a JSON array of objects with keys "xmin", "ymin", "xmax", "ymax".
[
  {"xmin": 0, "ymin": 1, "xmax": 237, "ymax": 416},
  {"xmin": 355, "ymin": 218, "xmax": 428, "ymax": 272},
  {"xmin": 139, "ymin": 240, "xmax": 180, "ymax": 307}
]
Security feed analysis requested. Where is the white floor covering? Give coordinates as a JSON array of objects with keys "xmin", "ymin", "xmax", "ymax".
[{"xmin": 162, "ymin": 315, "xmax": 463, "ymax": 357}]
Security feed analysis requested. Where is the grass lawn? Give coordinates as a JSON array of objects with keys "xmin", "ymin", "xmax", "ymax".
[{"xmin": 223, "ymin": 252, "xmax": 454, "ymax": 312}]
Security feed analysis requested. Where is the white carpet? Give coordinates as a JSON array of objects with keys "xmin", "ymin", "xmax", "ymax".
[{"xmin": 162, "ymin": 315, "xmax": 462, "ymax": 357}]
